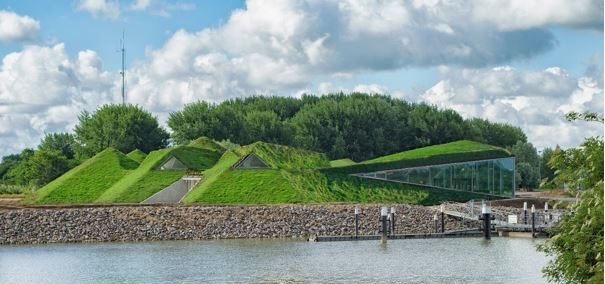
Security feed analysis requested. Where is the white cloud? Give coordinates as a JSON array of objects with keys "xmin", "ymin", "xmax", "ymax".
[
  {"xmin": 124, "ymin": 0, "xmax": 595, "ymax": 114},
  {"xmin": 1, "ymin": 0, "xmax": 602, "ymax": 157},
  {"xmin": 472, "ymin": 0, "xmax": 603, "ymax": 31},
  {"xmin": 314, "ymin": 82, "xmax": 401, "ymax": 97},
  {"xmin": 0, "ymin": 10, "xmax": 40, "ymax": 42},
  {"xmin": 352, "ymin": 84, "xmax": 390, "ymax": 94},
  {"xmin": 76, "ymin": 0, "xmax": 121, "ymax": 19},
  {"xmin": 128, "ymin": 0, "xmax": 195, "ymax": 17},
  {"xmin": 0, "ymin": 44, "xmax": 117, "ymax": 156},
  {"xmin": 130, "ymin": 0, "xmax": 152, "ymax": 11},
  {"xmin": 421, "ymin": 65, "xmax": 604, "ymax": 149}
]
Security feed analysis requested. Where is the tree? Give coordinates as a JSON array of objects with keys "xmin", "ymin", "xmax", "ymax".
[
  {"xmin": 166, "ymin": 94, "xmax": 528, "ymax": 160},
  {"xmin": 38, "ymin": 133, "xmax": 77, "ymax": 160},
  {"xmin": 7, "ymin": 150, "xmax": 70, "ymax": 187},
  {"xmin": 74, "ymin": 104, "xmax": 169, "ymax": 158},
  {"xmin": 511, "ymin": 141, "xmax": 540, "ymax": 189},
  {"xmin": 539, "ymin": 112, "xmax": 604, "ymax": 284},
  {"xmin": 243, "ymin": 110, "xmax": 292, "ymax": 145},
  {"xmin": 167, "ymin": 101, "xmax": 214, "ymax": 145},
  {"xmin": 539, "ymin": 147, "xmax": 556, "ymax": 186},
  {"xmin": 465, "ymin": 118, "xmax": 527, "ymax": 148},
  {"xmin": 0, "ymin": 149, "xmax": 34, "ymax": 184}
]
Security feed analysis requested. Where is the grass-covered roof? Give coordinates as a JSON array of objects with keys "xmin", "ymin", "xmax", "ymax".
[
  {"xmin": 126, "ymin": 149, "xmax": 147, "ymax": 163},
  {"xmin": 95, "ymin": 144, "xmax": 225, "ymax": 203},
  {"xmin": 233, "ymin": 142, "xmax": 330, "ymax": 170},
  {"xmin": 32, "ymin": 148, "xmax": 139, "ymax": 204},
  {"xmin": 188, "ymin": 136, "xmax": 226, "ymax": 153},
  {"xmin": 182, "ymin": 141, "xmax": 492, "ymax": 205},
  {"xmin": 323, "ymin": 140, "xmax": 512, "ymax": 174}
]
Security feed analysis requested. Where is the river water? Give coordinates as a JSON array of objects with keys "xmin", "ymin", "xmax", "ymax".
[{"xmin": 0, "ymin": 238, "xmax": 549, "ymax": 283}]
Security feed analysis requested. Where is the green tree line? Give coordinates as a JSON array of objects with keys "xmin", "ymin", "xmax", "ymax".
[
  {"xmin": 168, "ymin": 93, "xmax": 527, "ymax": 161},
  {"xmin": 1, "ymin": 93, "xmax": 533, "ymax": 189}
]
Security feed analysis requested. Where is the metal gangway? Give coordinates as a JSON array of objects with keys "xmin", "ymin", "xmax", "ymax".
[{"xmin": 438, "ymin": 200, "xmax": 564, "ymax": 233}]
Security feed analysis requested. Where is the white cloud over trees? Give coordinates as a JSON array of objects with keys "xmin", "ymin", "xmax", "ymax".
[{"xmin": 0, "ymin": 0, "xmax": 603, "ymax": 156}]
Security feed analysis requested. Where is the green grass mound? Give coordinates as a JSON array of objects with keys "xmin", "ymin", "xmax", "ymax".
[
  {"xmin": 329, "ymin": 158, "xmax": 356, "ymax": 167},
  {"xmin": 188, "ymin": 136, "xmax": 226, "ymax": 152},
  {"xmin": 193, "ymin": 169, "xmax": 300, "ymax": 204},
  {"xmin": 170, "ymin": 146, "xmax": 224, "ymax": 170},
  {"xmin": 235, "ymin": 142, "xmax": 330, "ymax": 169},
  {"xmin": 32, "ymin": 148, "xmax": 139, "ymax": 204},
  {"xmin": 324, "ymin": 140, "xmax": 511, "ymax": 174},
  {"xmin": 183, "ymin": 143, "xmax": 329, "ymax": 204},
  {"xmin": 97, "ymin": 145, "xmax": 224, "ymax": 203},
  {"xmin": 126, "ymin": 149, "xmax": 147, "ymax": 163},
  {"xmin": 183, "ymin": 141, "xmax": 492, "ymax": 205}
]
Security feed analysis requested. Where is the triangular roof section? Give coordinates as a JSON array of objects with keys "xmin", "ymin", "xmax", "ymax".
[
  {"xmin": 158, "ymin": 155, "xmax": 188, "ymax": 170},
  {"xmin": 233, "ymin": 153, "xmax": 270, "ymax": 169}
]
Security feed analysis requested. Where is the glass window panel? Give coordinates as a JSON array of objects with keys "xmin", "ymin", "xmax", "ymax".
[
  {"xmin": 353, "ymin": 157, "xmax": 516, "ymax": 197},
  {"xmin": 408, "ymin": 167, "xmax": 430, "ymax": 185}
]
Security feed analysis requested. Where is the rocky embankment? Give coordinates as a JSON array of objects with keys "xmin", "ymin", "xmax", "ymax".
[{"xmin": 0, "ymin": 204, "xmax": 475, "ymax": 245}]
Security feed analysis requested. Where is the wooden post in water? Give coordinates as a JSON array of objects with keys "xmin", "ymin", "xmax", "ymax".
[
  {"xmin": 380, "ymin": 207, "xmax": 388, "ymax": 244},
  {"xmin": 354, "ymin": 207, "xmax": 360, "ymax": 239},
  {"xmin": 523, "ymin": 202, "xmax": 528, "ymax": 225},
  {"xmin": 544, "ymin": 202, "xmax": 549, "ymax": 225},
  {"xmin": 531, "ymin": 204, "xmax": 536, "ymax": 238},
  {"xmin": 390, "ymin": 207, "xmax": 396, "ymax": 235},
  {"xmin": 440, "ymin": 204, "xmax": 445, "ymax": 233}
]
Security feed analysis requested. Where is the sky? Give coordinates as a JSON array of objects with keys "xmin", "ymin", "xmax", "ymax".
[{"xmin": 0, "ymin": 0, "xmax": 603, "ymax": 158}]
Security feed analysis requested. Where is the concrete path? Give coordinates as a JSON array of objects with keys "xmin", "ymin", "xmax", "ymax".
[{"xmin": 141, "ymin": 176, "xmax": 201, "ymax": 204}]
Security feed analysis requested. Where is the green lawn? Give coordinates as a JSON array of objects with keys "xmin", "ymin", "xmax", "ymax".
[
  {"xmin": 32, "ymin": 148, "xmax": 139, "ymax": 204},
  {"xmin": 193, "ymin": 169, "xmax": 301, "ymax": 204},
  {"xmin": 183, "ymin": 141, "xmax": 495, "ymax": 205},
  {"xmin": 235, "ymin": 142, "xmax": 330, "ymax": 170},
  {"xmin": 33, "ymin": 139, "xmax": 508, "ymax": 205},
  {"xmin": 329, "ymin": 158, "xmax": 357, "ymax": 167},
  {"xmin": 96, "ymin": 145, "xmax": 223, "ymax": 203},
  {"xmin": 184, "ymin": 142, "xmax": 330, "ymax": 204},
  {"xmin": 126, "ymin": 149, "xmax": 147, "ymax": 163},
  {"xmin": 366, "ymin": 140, "xmax": 506, "ymax": 163},
  {"xmin": 110, "ymin": 170, "xmax": 184, "ymax": 203},
  {"xmin": 181, "ymin": 150, "xmax": 240, "ymax": 203},
  {"xmin": 188, "ymin": 137, "xmax": 226, "ymax": 152},
  {"xmin": 324, "ymin": 140, "xmax": 512, "ymax": 174},
  {"xmin": 170, "ymin": 146, "xmax": 223, "ymax": 170}
]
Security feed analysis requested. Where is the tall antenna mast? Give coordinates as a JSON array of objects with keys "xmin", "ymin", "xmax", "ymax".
[{"xmin": 119, "ymin": 31, "xmax": 126, "ymax": 105}]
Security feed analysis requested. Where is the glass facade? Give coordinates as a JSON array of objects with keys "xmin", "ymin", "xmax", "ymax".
[{"xmin": 353, "ymin": 157, "xmax": 515, "ymax": 197}]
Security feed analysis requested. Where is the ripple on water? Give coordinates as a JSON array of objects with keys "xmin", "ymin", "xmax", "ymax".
[{"xmin": 0, "ymin": 238, "xmax": 549, "ymax": 284}]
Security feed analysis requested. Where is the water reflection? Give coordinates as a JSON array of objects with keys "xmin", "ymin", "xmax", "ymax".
[{"xmin": 0, "ymin": 238, "xmax": 548, "ymax": 284}]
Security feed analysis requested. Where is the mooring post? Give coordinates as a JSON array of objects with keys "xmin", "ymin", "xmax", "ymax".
[
  {"xmin": 440, "ymin": 204, "xmax": 445, "ymax": 233},
  {"xmin": 523, "ymin": 201, "xmax": 528, "ymax": 225},
  {"xmin": 531, "ymin": 204, "xmax": 536, "ymax": 238},
  {"xmin": 390, "ymin": 207, "xmax": 396, "ymax": 235},
  {"xmin": 381, "ymin": 207, "xmax": 388, "ymax": 244},
  {"xmin": 433, "ymin": 214, "xmax": 438, "ymax": 233},
  {"xmin": 544, "ymin": 202, "xmax": 549, "ymax": 225},
  {"xmin": 354, "ymin": 207, "xmax": 360, "ymax": 239},
  {"xmin": 386, "ymin": 209, "xmax": 391, "ymax": 235},
  {"xmin": 479, "ymin": 202, "xmax": 494, "ymax": 240}
]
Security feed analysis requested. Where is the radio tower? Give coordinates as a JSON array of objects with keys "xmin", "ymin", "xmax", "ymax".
[{"xmin": 119, "ymin": 31, "xmax": 126, "ymax": 105}]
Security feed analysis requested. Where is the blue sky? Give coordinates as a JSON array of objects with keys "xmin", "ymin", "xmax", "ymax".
[
  {"xmin": 0, "ymin": 0, "xmax": 246, "ymax": 70},
  {"xmin": 0, "ymin": 0, "xmax": 603, "ymax": 156}
]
